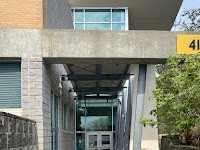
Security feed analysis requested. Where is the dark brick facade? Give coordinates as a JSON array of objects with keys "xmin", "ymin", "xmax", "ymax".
[{"xmin": 0, "ymin": 112, "xmax": 38, "ymax": 150}]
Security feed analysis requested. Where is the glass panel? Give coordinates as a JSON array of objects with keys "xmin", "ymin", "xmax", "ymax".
[
  {"xmin": 75, "ymin": 23, "xmax": 84, "ymax": 30},
  {"xmin": 101, "ymin": 135, "xmax": 110, "ymax": 146},
  {"xmin": 71, "ymin": 9, "xmax": 74, "ymax": 21},
  {"xmin": 86, "ymin": 107, "xmax": 112, "ymax": 131},
  {"xmin": 76, "ymin": 101, "xmax": 86, "ymax": 131},
  {"xmin": 51, "ymin": 92, "xmax": 54, "ymax": 127},
  {"xmin": 112, "ymin": 23, "xmax": 125, "ymax": 30},
  {"xmin": 85, "ymin": 9, "xmax": 111, "ymax": 22},
  {"xmin": 112, "ymin": 9, "xmax": 125, "ymax": 22},
  {"xmin": 75, "ymin": 9, "xmax": 84, "ymax": 22},
  {"xmin": 52, "ymin": 131, "xmax": 58, "ymax": 150},
  {"xmin": 89, "ymin": 135, "xmax": 98, "ymax": 148},
  {"xmin": 77, "ymin": 133, "xmax": 85, "ymax": 150},
  {"xmin": 85, "ymin": 23, "xmax": 111, "ymax": 30},
  {"xmin": 55, "ymin": 131, "xmax": 58, "ymax": 150},
  {"xmin": 54, "ymin": 95, "xmax": 58, "ymax": 128},
  {"xmin": 113, "ymin": 107, "xmax": 117, "ymax": 131},
  {"xmin": 63, "ymin": 104, "xmax": 67, "ymax": 129}
]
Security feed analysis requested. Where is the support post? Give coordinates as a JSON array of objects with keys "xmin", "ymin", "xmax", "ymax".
[
  {"xmin": 133, "ymin": 64, "xmax": 147, "ymax": 150},
  {"xmin": 124, "ymin": 76, "xmax": 134, "ymax": 150},
  {"xmin": 115, "ymin": 100, "xmax": 121, "ymax": 150},
  {"xmin": 119, "ymin": 92, "xmax": 125, "ymax": 150}
]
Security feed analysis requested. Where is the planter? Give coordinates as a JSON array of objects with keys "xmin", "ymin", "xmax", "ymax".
[{"xmin": 161, "ymin": 135, "xmax": 200, "ymax": 150}]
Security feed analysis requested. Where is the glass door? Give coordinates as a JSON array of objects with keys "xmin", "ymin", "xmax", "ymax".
[
  {"xmin": 100, "ymin": 133, "xmax": 112, "ymax": 150},
  {"xmin": 88, "ymin": 133, "xmax": 98, "ymax": 150},
  {"xmin": 87, "ymin": 132, "xmax": 112, "ymax": 150}
]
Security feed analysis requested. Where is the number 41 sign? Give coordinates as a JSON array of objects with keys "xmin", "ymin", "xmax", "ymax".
[{"xmin": 177, "ymin": 35, "xmax": 200, "ymax": 54}]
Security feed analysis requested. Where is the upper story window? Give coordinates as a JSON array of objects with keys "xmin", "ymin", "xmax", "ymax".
[{"xmin": 71, "ymin": 8, "xmax": 128, "ymax": 30}]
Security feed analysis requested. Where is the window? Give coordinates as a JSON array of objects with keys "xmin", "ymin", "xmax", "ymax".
[
  {"xmin": 51, "ymin": 92, "xmax": 58, "ymax": 150},
  {"xmin": 0, "ymin": 62, "xmax": 21, "ymax": 108},
  {"xmin": 72, "ymin": 8, "xmax": 128, "ymax": 30},
  {"xmin": 70, "ymin": 109, "xmax": 74, "ymax": 131},
  {"xmin": 62, "ymin": 103, "xmax": 67, "ymax": 129}
]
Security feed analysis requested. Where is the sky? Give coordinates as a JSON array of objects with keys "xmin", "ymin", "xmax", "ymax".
[
  {"xmin": 172, "ymin": 0, "xmax": 200, "ymax": 30},
  {"xmin": 175, "ymin": 0, "xmax": 200, "ymax": 22}
]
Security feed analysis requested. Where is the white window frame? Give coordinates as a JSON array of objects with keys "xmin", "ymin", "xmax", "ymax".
[{"xmin": 71, "ymin": 7, "xmax": 129, "ymax": 30}]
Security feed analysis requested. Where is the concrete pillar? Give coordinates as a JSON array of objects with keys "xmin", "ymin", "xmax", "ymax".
[
  {"xmin": 124, "ymin": 76, "xmax": 135, "ymax": 150},
  {"xmin": 129, "ymin": 64, "xmax": 158, "ymax": 150},
  {"xmin": 119, "ymin": 92, "xmax": 126, "ymax": 150},
  {"xmin": 115, "ymin": 100, "xmax": 121, "ymax": 150},
  {"xmin": 141, "ymin": 65, "xmax": 159, "ymax": 150},
  {"xmin": 133, "ymin": 64, "xmax": 147, "ymax": 150}
]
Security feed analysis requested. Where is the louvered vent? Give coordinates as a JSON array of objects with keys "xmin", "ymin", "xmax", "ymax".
[{"xmin": 0, "ymin": 62, "xmax": 21, "ymax": 108}]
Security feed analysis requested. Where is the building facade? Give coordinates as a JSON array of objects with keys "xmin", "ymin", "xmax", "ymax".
[{"xmin": 0, "ymin": 0, "xmax": 183, "ymax": 150}]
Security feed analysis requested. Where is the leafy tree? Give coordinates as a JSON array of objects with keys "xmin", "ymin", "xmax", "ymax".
[
  {"xmin": 141, "ymin": 54, "xmax": 200, "ymax": 146},
  {"xmin": 141, "ymin": 8, "xmax": 200, "ymax": 146},
  {"xmin": 173, "ymin": 8, "xmax": 200, "ymax": 31}
]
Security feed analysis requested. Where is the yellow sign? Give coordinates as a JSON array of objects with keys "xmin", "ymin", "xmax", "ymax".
[{"xmin": 177, "ymin": 35, "xmax": 200, "ymax": 54}]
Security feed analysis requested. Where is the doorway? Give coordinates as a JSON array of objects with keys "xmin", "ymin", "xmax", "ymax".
[{"xmin": 87, "ymin": 132, "xmax": 113, "ymax": 150}]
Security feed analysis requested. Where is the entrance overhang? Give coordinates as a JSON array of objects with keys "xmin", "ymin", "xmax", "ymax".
[{"xmin": 1, "ymin": 29, "xmax": 200, "ymax": 64}]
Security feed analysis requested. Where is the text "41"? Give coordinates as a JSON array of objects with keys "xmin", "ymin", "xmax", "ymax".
[{"xmin": 189, "ymin": 39, "xmax": 200, "ymax": 50}]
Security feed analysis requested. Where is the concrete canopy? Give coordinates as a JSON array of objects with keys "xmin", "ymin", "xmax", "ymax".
[
  {"xmin": 1, "ymin": 29, "xmax": 200, "ymax": 64},
  {"xmin": 69, "ymin": 0, "xmax": 183, "ymax": 30}
]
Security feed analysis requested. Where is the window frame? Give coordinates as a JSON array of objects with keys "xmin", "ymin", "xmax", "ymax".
[
  {"xmin": 71, "ymin": 7, "xmax": 129, "ymax": 30},
  {"xmin": 51, "ymin": 91, "xmax": 59, "ymax": 150}
]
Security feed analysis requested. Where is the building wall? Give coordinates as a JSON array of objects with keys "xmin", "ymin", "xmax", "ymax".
[
  {"xmin": 0, "ymin": 0, "xmax": 73, "ymax": 29},
  {"xmin": 46, "ymin": 0, "xmax": 73, "ymax": 29},
  {"xmin": 0, "ymin": 0, "xmax": 44, "ymax": 28},
  {"xmin": 21, "ymin": 58, "xmax": 75, "ymax": 150},
  {"xmin": 43, "ymin": 63, "xmax": 75, "ymax": 150}
]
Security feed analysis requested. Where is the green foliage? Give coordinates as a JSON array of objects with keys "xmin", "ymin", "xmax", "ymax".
[
  {"xmin": 141, "ymin": 54, "xmax": 200, "ymax": 146},
  {"xmin": 141, "ymin": 8, "xmax": 200, "ymax": 146}
]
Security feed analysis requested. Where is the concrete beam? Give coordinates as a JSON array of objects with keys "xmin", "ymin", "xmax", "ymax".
[{"xmin": 1, "ymin": 29, "xmax": 199, "ymax": 64}]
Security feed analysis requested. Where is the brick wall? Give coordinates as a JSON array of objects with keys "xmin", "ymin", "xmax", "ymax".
[
  {"xmin": 21, "ymin": 58, "xmax": 75, "ymax": 150},
  {"xmin": 0, "ymin": 0, "xmax": 44, "ymax": 28},
  {"xmin": 0, "ymin": 112, "xmax": 38, "ymax": 149}
]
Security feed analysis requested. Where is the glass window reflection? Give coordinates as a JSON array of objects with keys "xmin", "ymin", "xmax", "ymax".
[
  {"xmin": 75, "ymin": 9, "xmax": 84, "ymax": 22},
  {"xmin": 85, "ymin": 9, "xmax": 111, "ymax": 22},
  {"xmin": 112, "ymin": 9, "xmax": 125, "ymax": 22},
  {"xmin": 77, "ymin": 133, "xmax": 85, "ymax": 150},
  {"xmin": 85, "ymin": 23, "xmax": 111, "ymax": 30},
  {"xmin": 112, "ymin": 23, "xmax": 125, "ymax": 30}
]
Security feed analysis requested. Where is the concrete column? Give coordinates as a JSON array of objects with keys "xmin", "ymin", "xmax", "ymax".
[
  {"xmin": 129, "ymin": 64, "xmax": 159, "ymax": 150},
  {"xmin": 129, "ymin": 64, "xmax": 139, "ymax": 150},
  {"xmin": 133, "ymin": 64, "xmax": 147, "ymax": 150},
  {"xmin": 141, "ymin": 65, "xmax": 159, "ymax": 150},
  {"xmin": 115, "ymin": 100, "xmax": 121, "ymax": 150},
  {"xmin": 124, "ymin": 76, "xmax": 135, "ymax": 150},
  {"xmin": 119, "ymin": 92, "xmax": 126, "ymax": 150}
]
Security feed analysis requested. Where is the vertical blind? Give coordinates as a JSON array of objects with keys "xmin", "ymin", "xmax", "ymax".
[{"xmin": 0, "ymin": 62, "xmax": 21, "ymax": 108}]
